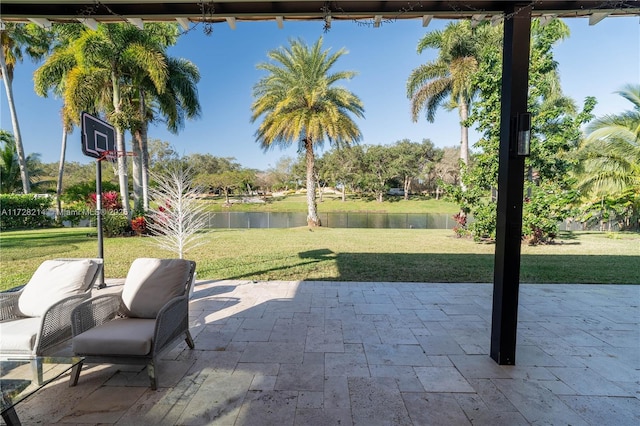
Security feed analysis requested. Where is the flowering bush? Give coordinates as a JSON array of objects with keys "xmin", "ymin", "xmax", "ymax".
[
  {"xmin": 131, "ymin": 216, "xmax": 146, "ymax": 236},
  {"xmin": 88, "ymin": 191, "xmax": 122, "ymax": 211},
  {"xmin": 452, "ymin": 212, "xmax": 470, "ymax": 238}
]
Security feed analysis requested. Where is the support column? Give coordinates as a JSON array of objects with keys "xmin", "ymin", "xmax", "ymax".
[{"xmin": 490, "ymin": 4, "xmax": 532, "ymax": 365}]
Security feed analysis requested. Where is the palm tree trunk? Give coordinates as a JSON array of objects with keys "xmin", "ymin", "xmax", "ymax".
[
  {"xmin": 115, "ymin": 129, "xmax": 130, "ymax": 217},
  {"xmin": 55, "ymin": 127, "xmax": 67, "ymax": 221},
  {"xmin": 459, "ymin": 97, "xmax": 470, "ymax": 167},
  {"xmin": 305, "ymin": 138, "xmax": 321, "ymax": 227},
  {"xmin": 137, "ymin": 90, "xmax": 151, "ymax": 211},
  {"xmin": 112, "ymin": 73, "xmax": 130, "ymax": 217},
  {"xmin": 132, "ymin": 132, "xmax": 142, "ymax": 211},
  {"xmin": 140, "ymin": 122, "xmax": 150, "ymax": 211},
  {"xmin": 459, "ymin": 97, "xmax": 470, "ymax": 192},
  {"xmin": 0, "ymin": 47, "xmax": 30, "ymax": 193}
]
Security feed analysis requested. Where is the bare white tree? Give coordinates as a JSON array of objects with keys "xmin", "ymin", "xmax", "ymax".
[{"xmin": 147, "ymin": 164, "xmax": 207, "ymax": 259}]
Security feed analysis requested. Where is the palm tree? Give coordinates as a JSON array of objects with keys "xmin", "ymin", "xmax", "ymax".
[
  {"xmin": 132, "ymin": 53, "xmax": 201, "ymax": 211},
  {"xmin": 407, "ymin": 21, "xmax": 489, "ymax": 169},
  {"xmin": 0, "ymin": 23, "xmax": 52, "ymax": 193},
  {"xmin": 576, "ymin": 84, "xmax": 640, "ymax": 196},
  {"xmin": 0, "ymin": 130, "xmax": 48, "ymax": 193},
  {"xmin": 33, "ymin": 23, "xmax": 169, "ymax": 217},
  {"xmin": 33, "ymin": 24, "xmax": 85, "ymax": 219},
  {"xmin": 251, "ymin": 37, "xmax": 364, "ymax": 226}
]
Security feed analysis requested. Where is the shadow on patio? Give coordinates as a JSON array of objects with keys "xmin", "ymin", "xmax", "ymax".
[{"xmin": 8, "ymin": 277, "xmax": 639, "ymax": 425}]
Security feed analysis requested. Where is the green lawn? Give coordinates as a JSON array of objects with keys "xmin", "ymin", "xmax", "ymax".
[{"xmin": 1, "ymin": 227, "xmax": 638, "ymax": 291}]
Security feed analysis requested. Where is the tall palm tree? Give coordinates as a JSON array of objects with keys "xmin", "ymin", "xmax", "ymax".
[
  {"xmin": 576, "ymin": 84, "xmax": 640, "ymax": 196},
  {"xmin": 34, "ymin": 23, "xmax": 168, "ymax": 217},
  {"xmin": 0, "ymin": 23, "xmax": 51, "ymax": 193},
  {"xmin": 407, "ymin": 21, "xmax": 488, "ymax": 169},
  {"xmin": 33, "ymin": 24, "xmax": 85, "ymax": 219},
  {"xmin": 251, "ymin": 37, "xmax": 364, "ymax": 226},
  {"xmin": 132, "ymin": 54, "xmax": 201, "ymax": 211}
]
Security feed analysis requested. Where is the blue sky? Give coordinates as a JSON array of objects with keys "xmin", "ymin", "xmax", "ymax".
[{"xmin": 1, "ymin": 16, "xmax": 638, "ymax": 171}]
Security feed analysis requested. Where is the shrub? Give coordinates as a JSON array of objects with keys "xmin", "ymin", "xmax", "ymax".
[
  {"xmin": 131, "ymin": 215, "xmax": 147, "ymax": 236},
  {"xmin": 102, "ymin": 212, "xmax": 130, "ymax": 237},
  {"xmin": 0, "ymin": 194, "xmax": 53, "ymax": 230},
  {"xmin": 59, "ymin": 201, "xmax": 90, "ymax": 226},
  {"xmin": 63, "ymin": 181, "xmax": 118, "ymax": 203},
  {"xmin": 88, "ymin": 190, "xmax": 122, "ymax": 211}
]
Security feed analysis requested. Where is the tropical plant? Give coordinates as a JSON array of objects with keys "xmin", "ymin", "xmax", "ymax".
[
  {"xmin": 451, "ymin": 18, "xmax": 594, "ymax": 242},
  {"xmin": 33, "ymin": 23, "xmax": 85, "ymax": 220},
  {"xmin": 407, "ymin": 21, "xmax": 495, "ymax": 169},
  {"xmin": 128, "ymin": 27, "xmax": 201, "ymax": 211},
  {"xmin": 33, "ymin": 23, "xmax": 171, "ymax": 217},
  {"xmin": 574, "ymin": 84, "xmax": 640, "ymax": 230},
  {"xmin": 0, "ymin": 130, "xmax": 49, "ymax": 193},
  {"xmin": 1, "ymin": 22, "xmax": 53, "ymax": 193},
  {"xmin": 251, "ymin": 37, "xmax": 365, "ymax": 226}
]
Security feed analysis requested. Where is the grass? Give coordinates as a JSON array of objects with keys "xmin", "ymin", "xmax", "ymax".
[
  {"xmin": 1, "ymin": 227, "xmax": 638, "ymax": 291},
  {"xmin": 202, "ymin": 193, "xmax": 461, "ymax": 214}
]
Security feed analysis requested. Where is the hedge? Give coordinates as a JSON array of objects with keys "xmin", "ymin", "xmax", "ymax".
[{"xmin": 0, "ymin": 194, "xmax": 53, "ymax": 230}]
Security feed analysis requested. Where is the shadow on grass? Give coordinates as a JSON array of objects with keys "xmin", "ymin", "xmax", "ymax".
[
  {"xmin": 0, "ymin": 229, "xmax": 95, "ymax": 250},
  {"xmin": 203, "ymin": 249, "xmax": 640, "ymax": 284}
]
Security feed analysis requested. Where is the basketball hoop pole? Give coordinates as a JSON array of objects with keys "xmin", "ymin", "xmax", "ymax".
[
  {"xmin": 81, "ymin": 112, "xmax": 116, "ymax": 290},
  {"xmin": 95, "ymin": 156, "xmax": 106, "ymax": 288}
]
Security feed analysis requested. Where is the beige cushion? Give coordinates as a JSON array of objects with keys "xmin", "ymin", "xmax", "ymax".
[
  {"xmin": 18, "ymin": 259, "xmax": 99, "ymax": 317},
  {"xmin": 0, "ymin": 317, "xmax": 42, "ymax": 353},
  {"xmin": 72, "ymin": 318, "xmax": 155, "ymax": 356},
  {"xmin": 121, "ymin": 258, "xmax": 190, "ymax": 319}
]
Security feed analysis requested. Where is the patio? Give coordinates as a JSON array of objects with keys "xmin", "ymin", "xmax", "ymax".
[{"xmin": 8, "ymin": 280, "xmax": 640, "ymax": 425}]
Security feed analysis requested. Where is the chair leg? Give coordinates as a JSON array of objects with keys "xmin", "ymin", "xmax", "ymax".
[
  {"xmin": 30, "ymin": 358, "xmax": 43, "ymax": 385},
  {"xmin": 69, "ymin": 361, "xmax": 83, "ymax": 387},
  {"xmin": 147, "ymin": 362, "xmax": 157, "ymax": 390},
  {"xmin": 2, "ymin": 406, "xmax": 21, "ymax": 426},
  {"xmin": 185, "ymin": 330, "xmax": 195, "ymax": 349}
]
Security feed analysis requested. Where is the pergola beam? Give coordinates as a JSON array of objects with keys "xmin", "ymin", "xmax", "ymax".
[
  {"xmin": 175, "ymin": 17, "xmax": 190, "ymax": 30},
  {"xmin": 28, "ymin": 17, "xmax": 51, "ymax": 28},
  {"xmin": 589, "ymin": 12, "xmax": 610, "ymax": 25},
  {"xmin": 1, "ymin": 1, "xmax": 637, "ymax": 24},
  {"xmin": 127, "ymin": 17, "xmax": 144, "ymax": 29}
]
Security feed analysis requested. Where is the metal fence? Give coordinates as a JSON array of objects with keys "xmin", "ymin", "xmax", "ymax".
[
  {"xmin": 204, "ymin": 212, "xmax": 454, "ymax": 229},
  {"xmin": 203, "ymin": 212, "xmax": 625, "ymax": 231}
]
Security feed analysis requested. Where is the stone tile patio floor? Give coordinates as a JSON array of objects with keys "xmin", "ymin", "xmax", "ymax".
[{"xmin": 10, "ymin": 280, "xmax": 640, "ymax": 425}]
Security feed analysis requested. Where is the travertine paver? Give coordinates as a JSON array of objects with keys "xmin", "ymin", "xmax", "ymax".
[{"xmin": 8, "ymin": 280, "xmax": 640, "ymax": 426}]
